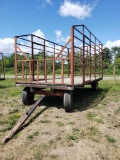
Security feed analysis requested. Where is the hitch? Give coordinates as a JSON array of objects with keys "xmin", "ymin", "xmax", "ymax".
[{"xmin": 2, "ymin": 95, "xmax": 45, "ymax": 144}]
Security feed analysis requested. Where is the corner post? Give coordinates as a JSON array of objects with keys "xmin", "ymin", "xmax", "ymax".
[{"xmin": 71, "ymin": 26, "xmax": 74, "ymax": 85}]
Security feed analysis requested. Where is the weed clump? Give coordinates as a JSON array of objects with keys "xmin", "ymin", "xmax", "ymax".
[{"xmin": 105, "ymin": 135, "xmax": 117, "ymax": 143}]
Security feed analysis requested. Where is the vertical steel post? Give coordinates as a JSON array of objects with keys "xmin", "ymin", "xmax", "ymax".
[
  {"xmin": 82, "ymin": 26, "xmax": 85, "ymax": 83},
  {"xmin": 101, "ymin": 44, "xmax": 103, "ymax": 79},
  {"xmin": 87, "ymin": 46, "xmax": 88, "ymax": 77},
  {"xmin": 53, "ymin": 59, "xmax": 55, "ymax": 83},
  {"xmin": 22, "ymin": 61, "xmax": 24, "ymax": 81},
  {"xmin": 99, "ymin": 42, "xmax": 100, "ymax": 78},
  {"xmin": 89, "ymin": 33, "xmax": 91, "ymax": 81},
  {"xmin": 37, "ymin": 60, "xmax": 39, "ymax": 82},
  {"xmin": 80, "ymin": 48, "xmax": 82, "ymax": 76},
  {"xmin": 70, "ymin": 26, "xmax": 74, "ymax": 85},
  {"xmin": 44, "ymin": 39, "xmax": 47, "ymax": 82},
  {"xmin": 53, "ymin": 44, "xmax": 55, "ymax": 83},
  {"xmin": 94, "ymin": 38, "xmax": 96, "ymax": 79},
  {"xmin": 14, "ymin": 37, "xmax": 17, "ymax": 81},
  {"xmin": 31, "ymin": 35, "xmax": 34, "ymax": 81},
  {"xmin": 29, "ymin": 61, "xmax": 32, "ymax": 82},
  {"xmin": 68, "ymin": 48, "xmax": 70, "ymax": 77},
  {"xmin": 61, "ymin": 59, "xmax": 64, "ymax": 83}
]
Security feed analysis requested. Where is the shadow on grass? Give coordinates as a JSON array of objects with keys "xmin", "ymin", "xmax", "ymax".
[
  {"xmin": 38, "ymin": 87, "xmax": 109, "ymax": 112},
  {"xmin": 3, "ymin": 87, "xmax": 109, "ymax": 144},
  {"xmin": 73, "ymin": 87, "xmax": 109, "ymax": 111},
  {"xmin": 0, "ymin": 85, "xmax": 7, "ymax": 89},
  {"xmin": 0, "ymin": 84, "xmax": 14, "ymax": 89},
  {"xmin": 18, "ymin": 87, "xmax": 109, "ymax": 133}
]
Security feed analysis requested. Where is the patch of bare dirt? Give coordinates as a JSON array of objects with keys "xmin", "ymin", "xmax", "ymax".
[{"xmin": 0, "ymin": 80, "xmax": 120, "ymax": 160}]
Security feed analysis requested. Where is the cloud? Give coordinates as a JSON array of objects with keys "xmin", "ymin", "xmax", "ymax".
[
  {"xmin": 55, "ymin": 30, "xmax": 70, "ymax": 43},
  {"xmin": 0, "ymin": 38, "xmax": 14, "ymax": 56},
  {"xmin": 45, "ymin": 0, "xmax": 53, "ymax": 5},
  {"xmin": 55, "ymin": 30, "xmax": 62, "ymax": 38},
  {"xmin": 104, "ymin": 40, "xmax": 120, "ymax": 49},
  {"xmin": 0, "ymin": 29, "xmax": 45, "ymax": 56},
  {"xmin": 32, "ymin": 29, "xmax": 45, "ymax": 38},
  {"xmin": 27, "ymin": 29, "xmax": 46, "ymax": 53},
  {"xmin": 58, "ymin": 0, "xmax": 96, "ymax": 20},
  {"xmin": 37, "ymin": 0, "xmax": 53, "ymax": 9}
]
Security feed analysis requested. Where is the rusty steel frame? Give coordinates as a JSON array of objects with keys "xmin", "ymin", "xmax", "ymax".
[
  {"xmin": 0, "ymin": 53, "xmax": 5, "ymax": 80},
  {"xmin": 14, "ymin": 25, "xmax": 103, "ymax": 90}
]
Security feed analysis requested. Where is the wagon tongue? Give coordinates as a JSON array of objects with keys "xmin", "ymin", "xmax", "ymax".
[{"xmin": 2, "ymin": 95, "xmax": 45, "ymax": 144}]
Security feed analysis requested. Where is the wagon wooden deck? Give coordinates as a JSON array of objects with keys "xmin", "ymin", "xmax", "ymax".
[{"xmin": 16, "ymin": 75, "xmax": 102, "ymax": 89}]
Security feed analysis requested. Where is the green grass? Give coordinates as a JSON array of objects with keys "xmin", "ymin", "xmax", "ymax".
[
  {"xmin": 0, "ymin": 78, "xmax": 120, "ymax": 159},
  {"xmin": 72, "ymin": 128, "xmax": 79, "ymax": 132},
  {"xmin": 105, "ymin": 135, "xmax": 117, "ymax": 143},
  {"xmin": 8, "ymin": 113, "xmax": 21, "ymax": 125},
  {"xmin": 74, "ymin": 79, "xmax": 119, "ymax": 111},
  {"xmin": 39, "ymin": 119, "xmax": 51, "ymax": 123},
  {"xmin": 56, "ymin": 121, "xmax": 64, "ymax": 127},
  {"xmin": 0, "ymin": 119, "xmax": 9, "ymax": 125},
  {"xmin": 0, "ymin": 78, "xmax": 22, "ymax": 97},
  {"xmin": 68, "ymin": 134, "xmax": 78, "ymax": 140},
  {"xmin": 87, "ymin": 112, "xmax": 97, "ymax": 120},
  {"xmin": 87, "ymin": 111, "xmax": 104, "ymax": 124},
  {"xmin": 9, "ymin": 109, "xmax": 19, "ymax": 114},
  {"xmin": 88, "ymin": 126, "xmax": 100, "ymax": 136},
  {"xmin": 68, "ymin": 122, "xmax": 75, "ymax": 125},
  {"xmin": 95, "ymin": 118, "xmax": 104, "ymax": 124},
  {"xmin": 27, "ymin": 131, "xmax": 39, "ymax": 140},
  {"xmin": 0, "ymin": 113, "xmax": 21, "ymax": 132},
  {"xmin": 114, "ymin": 108, "xmax": 120, "ymax": 114},
  {"xmin": 55, "ymin": 115, "xmax": 62, "ymax": 118},
  {"xmin": 50, "ymin": 155, "xmax": 59, "ymax": 159}
]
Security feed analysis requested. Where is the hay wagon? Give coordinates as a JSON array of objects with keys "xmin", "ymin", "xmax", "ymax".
[{"xmin": 14, "ymin": 25, "xmax": 103, "ymax": 112}]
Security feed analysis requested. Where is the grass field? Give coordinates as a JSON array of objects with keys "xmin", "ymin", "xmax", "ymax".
[{"xmin": 0, "ymin": 78, "xmax": 120, "ymax": 160}]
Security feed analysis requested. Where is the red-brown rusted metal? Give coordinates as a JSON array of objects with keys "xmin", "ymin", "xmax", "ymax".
[
  {"xmin": 14, "ymin": 25, "xmax": 103, "ymax": 90},
  {"xmin": 71, "ymin": 26, "xmax": 74, "ymax": 85},
  {"xmin": 14, "ymin": 37, "xmax": 17, "ymax": 81},
  {"xmin": 61, "ymin": 59, "xmax": 64, "ymax": 84},
  {"xmin": 0, "ymin": 53, "xmax": 5, "ymax": 80},
  {"xmin": 33, "ymin": 89, "xmax": 64, "ymax": 97}
]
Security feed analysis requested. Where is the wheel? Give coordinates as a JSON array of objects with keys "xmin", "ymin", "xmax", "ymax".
[
  {"xmin": 63, "ymin": 91, "xmax": 73, "ymax": 112},
  {"xmin": 91, "ymin": 81, "xmax": 98, "ymax": 91},
  {"xmin": 22, "ymin": 87, "xmax": 34, "ymax": 105}
]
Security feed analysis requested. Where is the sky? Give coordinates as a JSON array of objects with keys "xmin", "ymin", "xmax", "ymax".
[{"xmin": 0, "ymin": 0, "xmax": 120, "ymax": 56}]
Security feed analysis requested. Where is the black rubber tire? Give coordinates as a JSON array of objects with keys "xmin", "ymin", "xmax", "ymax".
[
  {"xmin": 91, "ymin": 81, "xmax": 98, "ymax": 91},
  {"xmin": 22, "ymin": 87, "xmax": 34, "ymax": 105},
  {"xmin": 63, "ymin": 91, "xmax": 73, "ymax": 112}
]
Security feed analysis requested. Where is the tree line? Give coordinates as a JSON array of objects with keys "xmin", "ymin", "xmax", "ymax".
[
  {"xmin": 103, "ymin": 46, "xmax": 120, "ymax": 74},
  {"xmin": 2, "ymin": 46, "xmax": 120, "ymax": 75}
]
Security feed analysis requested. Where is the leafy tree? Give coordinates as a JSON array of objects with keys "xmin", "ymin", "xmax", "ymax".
[
  {"xmin": 4, "ymin": 54, "xmax": 14, "ymax": 68},
  {"xmin": 115, "ymin": 58, "xmax": 120, "ymax": 69},
  {"xmin": 114, "ymin": 47, "xmax": 120, "ymax": 59},
  {"xmin": 111, "ymin": 46, "xmax": 120, "ymax": 62},
  {"xmin": 103, "ymin": 47, "xmax": 112, "ymax": 63}
]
